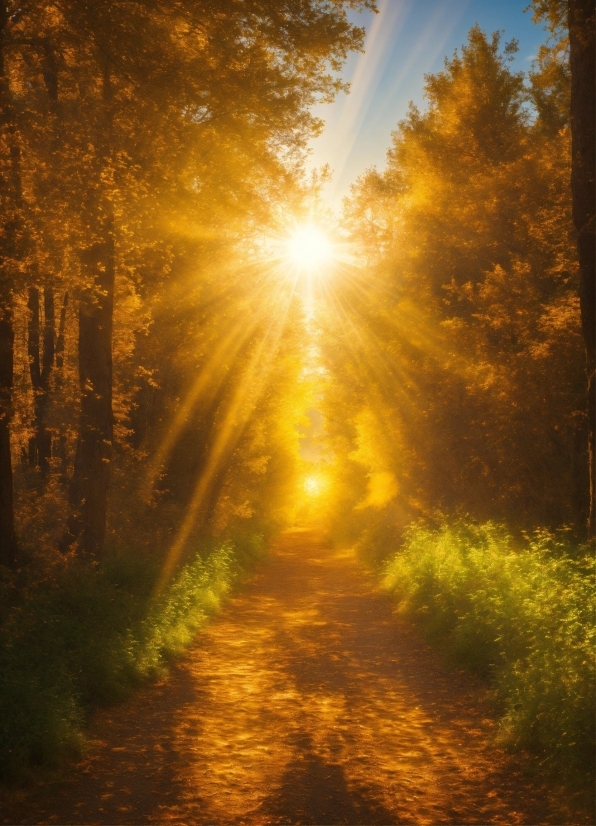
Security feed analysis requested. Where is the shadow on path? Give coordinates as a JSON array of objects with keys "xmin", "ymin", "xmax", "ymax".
[
  {"xmin": 2, "ymin": 529, "xmax": 590, "ymax": 825},
  {"xmin": 258, "ymin": 733, "xmax": 396, "ymax": 826}
]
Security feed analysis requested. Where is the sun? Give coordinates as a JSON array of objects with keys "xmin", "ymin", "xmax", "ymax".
[
  {"xmin": 304, "ymin": 475, "xmax": 323, "ymax": 496},
  {"xmin": 286, "ymin": 225, "xmax": 333, "ymax": 273}
]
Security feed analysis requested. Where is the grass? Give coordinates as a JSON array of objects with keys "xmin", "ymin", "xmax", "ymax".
[
  {"xmin": 382, "ymin": 521, "xmax": 595, "ymax": 783},
  {"xmin": 0, "ymin": 532, "xmax": 265, "ymax": 780}
]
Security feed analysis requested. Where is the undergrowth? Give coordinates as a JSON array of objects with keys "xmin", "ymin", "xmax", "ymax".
[
  {"xmin": 382, "ymin": 521, "xmax": 595, "ymax": 784},
  {"xmin": 0, "ymin": 533, "xmax": 265, "ymax": 780}
]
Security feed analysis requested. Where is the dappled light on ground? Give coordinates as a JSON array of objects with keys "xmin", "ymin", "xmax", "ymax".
[{"xmin": 3, "ymin": 530, "xmax": 585, "ymax": 825}]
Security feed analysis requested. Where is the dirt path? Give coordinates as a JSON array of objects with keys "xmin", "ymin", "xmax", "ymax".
[{"xmin": 2, "ymin": 529, "xmax": 588, "ymax": 825}]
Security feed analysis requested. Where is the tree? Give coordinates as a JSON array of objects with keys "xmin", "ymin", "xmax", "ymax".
[
  {"xmin": 567, "ymin": 0, "xmax": 595, "ymax": 536},
  {"xmin": 331, "ymin": 25, "xmax": 586, "ymax": 535},
  {"xmin": 0, "ymin": 1, "xmax": 22, "ymax": 567},
  {"xmin": 0, "ymin": 0, "xmax": 373, "ymax": 560}
]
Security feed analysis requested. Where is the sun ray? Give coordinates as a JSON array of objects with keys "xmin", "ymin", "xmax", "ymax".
[
  {"xmin": 153, "ymin": 287, "xmax": 296, "ymax": 595},
  {"xmin": 142, "ymin": 253, "xmax": 304, "ymax": 502}
]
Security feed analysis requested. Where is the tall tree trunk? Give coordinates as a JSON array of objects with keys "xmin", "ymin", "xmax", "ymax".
[
  {"xmin": 27, "ymin": 286, "xmax": 55, "ymax": 476},
  {"xmin": 0, "ymin": 306, "xmax": 16, "ymax": 566},
  {"xmin": 0, "ymin": 3, "xmax": 19, "ymax": 566},
  {"xmin": 63, "ymin": 53, "xmax": 114, "ymax": 559},
  {"xmin": 568, "ymin": 0, "xmax": 595, "ymax": 537},
  {"xmin": 39, "ymin": 286, "xmax": 55, "ymax": 475},
  {"xmin": 55, "ymin": 291, "xmax": 68, "ymax": 370},
  {"xmin": 27, "ymin": 286, "xmax": 40, "ymax": 466},
  {"xmin": 55, "ymin": 291, "xmax": 69, "ymax": 479},
  {"xmin": 63, "ymin": 232, "xmax": 114, "ymax": 558}
]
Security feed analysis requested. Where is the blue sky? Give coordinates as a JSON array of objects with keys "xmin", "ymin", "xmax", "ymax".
[{"xmin": 309, "ymin": 0, "xmax": 550, "ymax": 210}]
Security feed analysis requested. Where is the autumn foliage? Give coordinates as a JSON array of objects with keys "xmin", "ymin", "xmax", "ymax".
[
  {"xmin": 0, "ymin": 0, "xmax": 593, "ymax": 793},
  {"xmin": 326, "ymin": 22, "xmax": 588, "ymax": 534}
]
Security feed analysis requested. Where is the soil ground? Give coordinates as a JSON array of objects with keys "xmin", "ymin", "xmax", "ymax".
[{"xmin": 2, "ymin": 529, "xmax": 592, "ymax": 825}]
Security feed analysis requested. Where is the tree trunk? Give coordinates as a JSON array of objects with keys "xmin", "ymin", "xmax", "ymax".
[
  {"xmin": 39, "ymin": 287, "xmax": 55, "ymax": 475},
  {"xmin": 27, "ymin": 286, "xmax": 55, "ymax": 476},
  {"xmin": 62, "ymin": 53, "xmax": 114, "ymax": 560},
  {"xmin": 55, "ymin": 291, "xmax": 68, "ymax": 370},
  {"xmin": 0, "ymin": 306, "xmax": 16, "ymax": 566},
  {"xmin": 568, "ymin": 0, "xmax": 596, "ymax": 537},
  {"xmin": 55, "ymin": 291, "xmax": 69, "ymax": 479},
  {"xmin": 0, "ymin": 3, "xmax": 19, "ymax": 566},
  {"xmin": 27, "ymin": 286, "xmax": 41, "ymax": 467},
  {"xmin": 63, "ymin": 235, "xmax": 114, "ymax": 558}
]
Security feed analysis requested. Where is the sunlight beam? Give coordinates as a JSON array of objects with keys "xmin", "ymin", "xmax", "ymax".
[{"xmin": 153, "ymin": 292, "xmax": 295, "ymax": 596}]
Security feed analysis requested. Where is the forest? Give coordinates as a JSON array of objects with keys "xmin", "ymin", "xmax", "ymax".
[{"xmin": 0, "ymin": 0, "xmax": 594, "ymax": 821}]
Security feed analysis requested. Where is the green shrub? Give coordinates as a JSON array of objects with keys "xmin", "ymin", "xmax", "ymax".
[
  {"xmin": 383, "ymin": 521, "xmax": 595, "ymax": 780},
  {"xmin": 0, "ymin": 533, "xmax": 265, "ymax": 780}
]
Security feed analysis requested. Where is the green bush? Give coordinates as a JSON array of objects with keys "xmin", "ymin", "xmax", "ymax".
[
  {"xmin": 383, "ymin": 521, "xmax": 595, "ymax": 780},
  {"xmin": 0, "ymin": 533, "xmax": 265, "ymax": 780}
]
